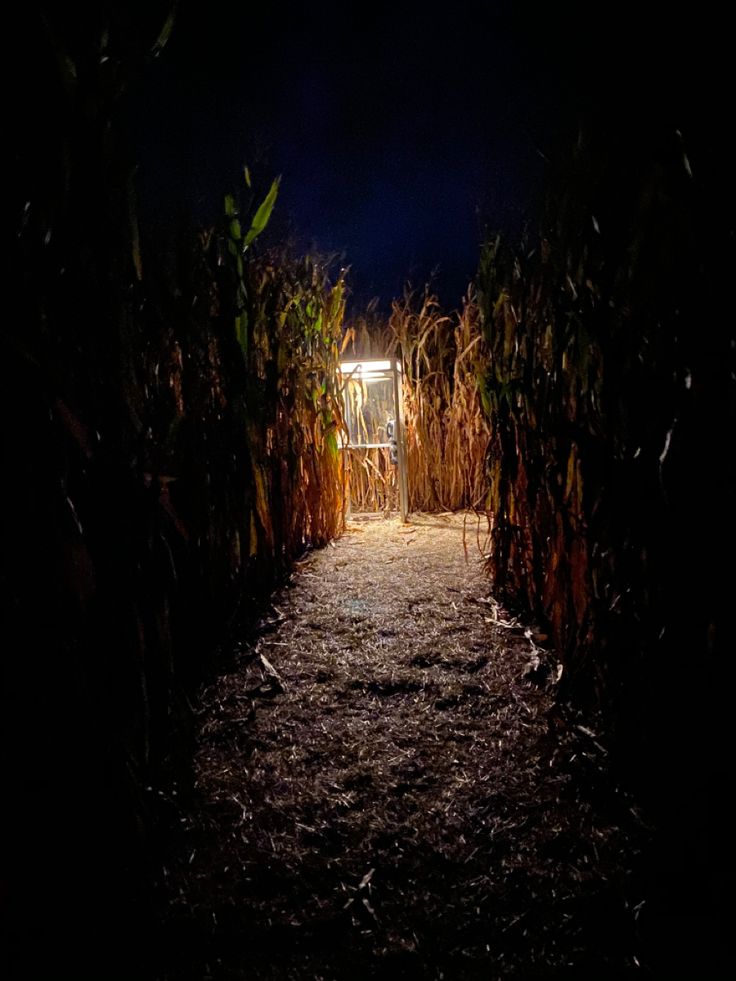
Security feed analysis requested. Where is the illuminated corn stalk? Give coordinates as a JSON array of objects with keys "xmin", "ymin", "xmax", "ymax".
[
  {"xmin": 242, "ymin": 252, "xmax": 347, "ymax": 559},
  {"xmin": 477, "ymin": 231, "xmax": 601, "ymax": 669}
]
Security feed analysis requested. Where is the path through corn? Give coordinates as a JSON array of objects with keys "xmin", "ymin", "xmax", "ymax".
[{"xmin": 155, "ymin": 514, "xmax": 646, "ymax": 979}]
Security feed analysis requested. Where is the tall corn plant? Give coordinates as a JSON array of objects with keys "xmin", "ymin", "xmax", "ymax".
[
  {"xmin": 240, "ymin": 251, "xmax": 347, "ymax": 563},
  {"xmin": 214, "ymin": 170, "xmax": 346, "ymax": 568},
  {"xmin": 5, "ymin": 5, "xmax": 203, "ymax": 973},
  {"xmin": 476, "ymin": 125, "xmax": 734, "ymax": 733},
  {"xmin": 392, "ymin": 289, "xmax": 491, "ymax": 511},
  {"xmin": 477, "ymin": 232, "xmax": 599, "ymax": 668}
]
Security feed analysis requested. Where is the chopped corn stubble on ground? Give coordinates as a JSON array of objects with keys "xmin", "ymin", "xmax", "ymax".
[{"xmin": 156, "ymin": 513, "xmax": 648, "ymax": 979}]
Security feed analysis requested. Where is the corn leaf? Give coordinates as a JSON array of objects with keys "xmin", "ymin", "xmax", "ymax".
[{"xmin": 244, "ymin": 177, "xmax": 280, "ymax": 249}]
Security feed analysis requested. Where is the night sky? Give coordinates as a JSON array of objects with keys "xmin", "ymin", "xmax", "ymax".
[{"xmin": 132, "ymin": 0, "xmax": 724, "ymax": 310}]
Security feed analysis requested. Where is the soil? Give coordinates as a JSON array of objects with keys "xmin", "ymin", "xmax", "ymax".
[{"xmin": 153, "ymin": 513, "xmax": 651, "ymax": 979}]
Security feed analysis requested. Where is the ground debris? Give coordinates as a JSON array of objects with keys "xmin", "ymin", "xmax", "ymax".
[{"xmin": 155, "ymin": 514, "xmax": 650, "ymax": 979}]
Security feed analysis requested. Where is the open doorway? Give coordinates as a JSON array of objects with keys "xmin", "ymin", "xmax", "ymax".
[{"xmin": 339, "ymin": 359, "xmax": 409, "ymax": 521}]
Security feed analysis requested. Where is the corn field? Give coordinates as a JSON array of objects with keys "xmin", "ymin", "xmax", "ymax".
[
  {"xmin": 476, "ymin": 127, "xmax": 733, "ymax": 743},
  {"xmin": 5, "ymin": 10, "xmax": 351, "ymax": 960},
  {"xmin": 8, "ymin": 8, "xmax": 730, "ymax": 976}
]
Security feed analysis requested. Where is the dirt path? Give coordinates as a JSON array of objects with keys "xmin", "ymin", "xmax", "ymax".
[{"xmin": 156, "ymin": 514, "xmax": 648, "ymax": 979}]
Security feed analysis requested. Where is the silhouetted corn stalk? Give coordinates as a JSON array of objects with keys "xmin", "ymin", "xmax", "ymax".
[
  {"xmin": 6, "ymin": 11, "xmax": 349, "ymax": 960},
  {"xmin": 476, "ymin": 126, "xmax": 734, "ymax": 735}
]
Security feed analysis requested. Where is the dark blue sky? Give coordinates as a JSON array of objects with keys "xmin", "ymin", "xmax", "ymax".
[{"xmin": 133, "ymin": 0, "xmax": 720, "ymax": 310}]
